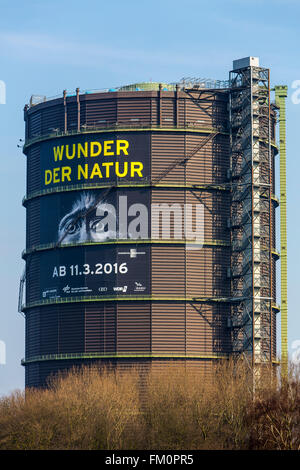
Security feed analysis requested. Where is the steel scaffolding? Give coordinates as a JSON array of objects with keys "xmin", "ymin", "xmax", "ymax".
[{"xmin": 229, "ymin": 64, "xmax": 273, "ymax": 377}]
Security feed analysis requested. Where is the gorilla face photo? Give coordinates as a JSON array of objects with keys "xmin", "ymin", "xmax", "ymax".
[{"xmin": 58, "ymin": 192, "xmax": 116, "ymax": 244}]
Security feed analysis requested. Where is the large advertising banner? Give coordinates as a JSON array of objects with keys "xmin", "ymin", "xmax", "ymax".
[
  {"xmin": 28, "ymin": 133, "xmax": 204, "ymax": 303},
  {"xmin": 29, "ymin": 187, "xmax": 152, "ymax": 302},
  {"xmin": 40, "ymin": 133, "xmax": 150, "ymax": 190},
  {"xmin": 29, "ymin": 132, "xmax": 152, "ymax": 303},
  {"xmin": 39, "ymin": 245, "xmax": 150, "ymax": 301}
]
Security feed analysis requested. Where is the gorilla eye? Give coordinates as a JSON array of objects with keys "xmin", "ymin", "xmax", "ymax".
[
  {"xmin": 65, "ymin": 219, "xmax": 81, "ymax": 234},
  {"xmin": 90, "ymin": 218, "xmax": 104, "ymax": 232}
]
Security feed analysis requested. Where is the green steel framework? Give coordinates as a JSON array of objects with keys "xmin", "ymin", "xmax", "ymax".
[{"xmin": 275, "ymin": 86, "xmax": 288, "ymax": 379}]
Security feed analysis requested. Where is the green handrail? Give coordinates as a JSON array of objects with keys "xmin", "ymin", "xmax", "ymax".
[
  {"xmin": 23, "ymin": 181, "xmax": 229, "ymax": 203},
  {"xmin": 22, "ymin": 238, "xmax": 230, "ymax": 258},
  {"xmin": 21, "ymin": 351, "xmax": 228, "ymax": 365},
  {"xmin": 22, "ymin": 294, "xmax": 233, "ymax": 311}
]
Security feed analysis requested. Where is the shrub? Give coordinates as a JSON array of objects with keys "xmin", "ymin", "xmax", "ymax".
[{"xmin": 0, "ymin": 360, "xmax": 299, "ymax": 450}]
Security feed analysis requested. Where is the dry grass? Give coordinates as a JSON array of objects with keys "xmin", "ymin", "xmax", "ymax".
[{"xmin": 0, "ymin": 360, "xmax": 299, "ymax": 450}]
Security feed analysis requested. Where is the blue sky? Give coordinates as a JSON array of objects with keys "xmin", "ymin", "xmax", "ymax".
[{"xmin": 0, "ymin": 0, "xmax": 299, "ymax": 394}]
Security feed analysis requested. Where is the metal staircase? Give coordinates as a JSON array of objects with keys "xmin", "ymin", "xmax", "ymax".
[{"xmin": 229, "ymin": 63, "xmax": 273, "ymax": 376}]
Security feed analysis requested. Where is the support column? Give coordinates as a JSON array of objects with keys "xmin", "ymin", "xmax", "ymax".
[{"xmin": 275, "ymin": 85, "xmax": 288, "ymax": 381}]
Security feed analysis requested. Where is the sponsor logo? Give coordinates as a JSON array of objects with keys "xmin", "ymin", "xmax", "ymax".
[
  {"xmin": 42, "ymin": 289, "xmax": 58, "ymax": 298},
  {"xmin": 134, "ymin": 281, "xmax": 146, "ymax": 293},
  {"xmin": 61, "ymin": 286, "xmax": 93, "ymax": 295},
  {"xmin": 98, "ymin": 287, "xmax": 108, "ymax": 292},
  {"xmin": 113, "ymin": 286, "xmax": 128, "ymax": 293},
  {"xmin": 69, "ymin": 286, "xmax": 92, "ymax": 294}
]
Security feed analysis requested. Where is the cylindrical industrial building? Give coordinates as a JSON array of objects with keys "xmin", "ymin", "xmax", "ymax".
[{"xmin": 21, "ymin": 57, "xmax": 281, "ymax": 388}]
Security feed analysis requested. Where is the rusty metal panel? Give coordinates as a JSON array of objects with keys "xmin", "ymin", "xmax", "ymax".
[
  {"xmin": 59, "ymin": 305, "xmax": 85, "ymax": 353},
  {"xmin": 85, "ymin": 304, "xmax": 117, "ymax": 354},
  {"xmin": 41, "ymin": 103, "xmax": 64, "ymax": 134},
  {"xmin": 66, "ymin": 101, "xmax": 78, "ymax": 131},
  {"xmin": 151, "ymin": 246, "xmax": 185, "ymax": 297},
  {"xmin": 25, "ymin": 363, "xmax": 40, "ymax": 388},
  {"xmin": 185, "ymin": 190, "xmax": 230, "ymax": 242},
  {"xmin": 185, "ymin": 133, "xmax": 230, "ymax": 185},
  {"xmin": 151, "ymin": 303, "xmax": 186, "ymax": 353},
  {"xmin": 186, "ymin": 247, "xmax": 230, "ymax": 298},
  {"xmin": 151, "ymin": 189, "xmax": 185, "ymax": 206},
  {"xmin": 85, "ymin": 98, "xmax": 117, "ymax": 125},
  {"xmin": 26, "ymin": 144, "xmax": 40, "ymax": 194},
  {"xmin": 117, "ymin": 98, "xmax": 151, "ymax": 124},
  {"xmin": 186, "ymin": 303, "xmax": 231, "ymax": 355},
  {"xmin": 25, "ymin": 308, "xmax": 40, "ymax": 358},
  {"xmin": 161, "ymin": 97, "xmax": 175, "ymax": 125},
  {"xmin": 102, "ymin": 303, "xmax": 117, "ymax": 353},
  {"xmin": 186, "ymin": 303, "xmax": 213, "ymax": 354},
  {"xmin": 117, "ymin": 302, "xmax": 151, "ymax": 352},
  {"xmin": 150, "ymin": 97, "xmax": 158, "ymax": 125},
  {"xmin": 85, "ymin": 306, "xmax": 102, "ymax": 353},
  {"xmin": 177, "ymin": 95, "xmax": 186, "ymax": 127},
  {"xmin": 26, "ymin": 255, "xmax": 40, "ymax": 305},
  {"xmin": 26, "ymin": 198, "xmax": 40, "ymax": 249},
  {"xmin": 185, "ymin": 94, "xmax": 214, "ymax": 127},
  {"xmin": 186, "ymin": 246, "xmax": 230, "ymax": 298},
  {"xmin": 39, "ymin": 306, "xmax": 59, "ymax": 354},
  {"xmin": 28, "ymin": 111, "xmax": 41, "ymax": 138},
  {"xmin": 151, "ymin": 133, "xmax": 185, "ymax": 183}
]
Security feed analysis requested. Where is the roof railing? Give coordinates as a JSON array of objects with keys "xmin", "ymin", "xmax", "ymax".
[{"xmin": 27, "ymin": 77, "xmax": 230, "ymax": 108}]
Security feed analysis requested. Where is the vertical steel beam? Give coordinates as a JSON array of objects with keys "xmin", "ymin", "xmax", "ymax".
[
  {"xmin": 175, "ymin": 84, "xmax": 179, "ymax": 127},
  {"xmin": 76, "ymin": 88, "xmax": 80, "ymax": 132},
  {"xmin": 63, "ymin": 89, "xmax": 67, "ymax": 133},
  {"xmin": 158, "ymin": 83, "xmax": 162, "ymax": 126},
  {"xmin": 275, "ymin": 85, "xmax": 288, "ymax": 380}
]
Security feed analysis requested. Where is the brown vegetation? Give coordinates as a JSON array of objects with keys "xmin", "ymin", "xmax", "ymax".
[{"xmin": 0, "ymin": 361, "xmax": 299, "ymax": 450}]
